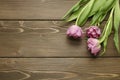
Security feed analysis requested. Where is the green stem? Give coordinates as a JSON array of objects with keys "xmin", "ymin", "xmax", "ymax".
[{"xmin": 99, "ymin": 8, "xmax": 114, "ymax": 43}]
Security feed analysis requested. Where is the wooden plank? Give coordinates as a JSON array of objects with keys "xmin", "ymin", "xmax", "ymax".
[
  {"xmin": 0, "ymin": 58, "xmax": 120, "ymax": 80},
  {"xmin": 0, "ymin": 0, "xmax": 78, "ymax": 19},
  {"xmin": 0, "ymin": 21, "xmax": 119, "ymax": 57}
]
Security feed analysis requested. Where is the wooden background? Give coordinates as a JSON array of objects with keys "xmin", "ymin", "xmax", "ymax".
[{"xmin": 0, "ymin": 0, "xmax": 120, "ymax": 80}]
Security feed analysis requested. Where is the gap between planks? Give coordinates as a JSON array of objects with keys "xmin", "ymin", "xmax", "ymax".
[{"xmin": 0, "ymin": 56, "xmax": 120, "ymax": 58}]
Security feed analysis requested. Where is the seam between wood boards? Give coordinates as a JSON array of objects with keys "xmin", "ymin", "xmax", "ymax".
[
  {"xmin": 0, "ymin": 56, "xmax": 120, "ymax": 58},
  {"xmin": 0, "ymin": 19, "xmax": 64, "ymax": 21},
  {"xmin": 0, "ymin": 19, "xmax": 108, "ymax": 21}
]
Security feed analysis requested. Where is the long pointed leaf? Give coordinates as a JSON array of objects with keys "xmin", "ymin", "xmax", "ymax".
[
  {"xmin": 99, "ymin": 8, "xmax": 114, "ymax": 55},
  {"xmin": 99, "ymin": 8, "xmax": 114, "ymax": 43},
  {"xmin": 66, "ymin": 6, "xmax": 84, "ymax": 22},
  {"xmin": 99, "ymin": 0, "xmax": 115, "ymax": 12},
  {"xmin": 76, "ymin": 0, "xmax": 95, "ymax": 26},
  {"xmin": 114, "ymin": 0, "xmax": 120, "ymax": 53},
  {"xmin": 91, "ymin": 0, "xmax": 115, "ymax": 26},
  {"xmin": 100, "ymin": 38, "xmax": 108, "ymax": 56},
  {"xmin": 63, "ymin": 0, "xmax": 83, "ymax": 19},
  {"xmin": 91, "ymin": 12, "xmax": 106, "ymax": 26},
  {"xmin": 90, "ymin": 12, "xmax": 102, "ymax": 25},
  {"xmin": 89, "ymin": 0, "xmax": 106, "ymax": 17}
]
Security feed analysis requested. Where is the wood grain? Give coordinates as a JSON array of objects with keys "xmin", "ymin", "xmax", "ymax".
[
  {"xmin": 0, "ymin": 0, "xmax": 120, "ymax": 79},
  {"xmin": 0, "ymin": 0, "xmax": 78, "ymax": 19},
  {"xmin": 0, "ymin": 21, "xmax": 119, "ymax": 57},
  {"xmin": 0, "ymin": 58, "xmax": 120, "ymax": 80}
]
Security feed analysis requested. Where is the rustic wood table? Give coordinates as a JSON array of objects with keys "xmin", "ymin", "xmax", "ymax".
[{"xmin": 0, "ymin": 0, "xmax": 120, "ymax": 80}]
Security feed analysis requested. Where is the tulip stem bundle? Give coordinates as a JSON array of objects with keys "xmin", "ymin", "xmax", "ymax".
[{"xmin": 63, "ymin": 0, "xmax": 120, "ymax": 56}]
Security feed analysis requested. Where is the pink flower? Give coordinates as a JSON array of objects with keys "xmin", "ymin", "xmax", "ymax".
[
  {"xmin": 86, "ymin": 26, "xmax": 101, "ymax": 38},
  {"xmin": 67, "ymin": 25, "xmax": 83, "ymax": 39},
  {"xmin": 87, "ymin": 38, "xmax": 101, "ymax": 56}
]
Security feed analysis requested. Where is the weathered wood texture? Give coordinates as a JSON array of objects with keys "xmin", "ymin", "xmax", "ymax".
[
  {"xmin": 0, "ymin": 58, "xmax": 120, "ymax": 80},
  {"xmin": 0, "ymin": 0, "xmax": 78, "ymax": 19},
  {"xmin": 0, "ymin": 0, "xmax": 120, "ymax": 80},
  {"xmin": 0, "ymin": 21, "xmax": 119, "ymax": 57}
]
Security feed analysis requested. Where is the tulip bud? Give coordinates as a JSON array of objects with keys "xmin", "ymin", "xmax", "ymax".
[
  {"xmin": 87, "ymin": 38, "xmax": 101, "ymax": 56},
  {"xmin": 86, "ymin": 26, "xmax": 101, "ymax": 38},
  {"xmin": 67, "ymin": 25, "xmax": 83, "ymax": 39}
]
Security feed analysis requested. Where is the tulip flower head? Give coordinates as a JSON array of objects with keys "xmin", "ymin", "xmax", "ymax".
[
  {"xmin": 67, "ymin": 25, "xmax": 83, "ymax": 39},
  {"xmin": 87, "ymin": 38, "xmax": 101, "ymax": 56},
  {"xmin": 86, "ymin": 26, "xmax": 101, "ymax": 38}
]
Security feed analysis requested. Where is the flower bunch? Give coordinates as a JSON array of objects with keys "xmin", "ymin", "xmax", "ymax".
[{"xmin": 64, "ymin": 0, "xmax": 120, "ymax": 56}]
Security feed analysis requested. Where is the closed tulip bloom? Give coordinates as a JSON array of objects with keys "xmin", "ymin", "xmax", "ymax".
[
  {"xmin": 87, "ymin": 38, "xmax": 101, "ymax": 56},
  {"xmin": 67, "ymin": 25, "xmax": 83, "ymax": 39},
  {"xmin": 86, "ymin": 26, "xmax": 101, "ymax": 38}
]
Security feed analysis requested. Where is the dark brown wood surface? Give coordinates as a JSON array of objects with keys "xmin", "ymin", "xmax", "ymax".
[
  {"xmin": 0, "ymin": 0, "xmax": 120, "ymax": 80},
  {"xmin": 0, "ymin": 0, "xmax": 78, "ymax": 19},
  {"xmin": 0, "ymin": 21, "xmax": 119, "ymax": 57},
  {"xmin": 0, "ymin": 58, "xmax": 120, "ymax": 80}
]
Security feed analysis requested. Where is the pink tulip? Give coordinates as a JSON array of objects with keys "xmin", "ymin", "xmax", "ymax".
[
  {"xmin": 87, "ymin": 38, "xmax": 101, "ymax": 56},
  {"xmin": 86, "ymin": 26, "xmax": 101, "ymax": 38},
  {"xmin": 67, "ymin": 25, "xmax": 83, "ymax": 39}
]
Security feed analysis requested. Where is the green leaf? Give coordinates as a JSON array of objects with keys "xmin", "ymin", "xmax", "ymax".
[
  {"xmin": 66, "ymin": 6, "xmax": 84, "ymax": 22},
  {"xmin": 114, "ymin": 0, "xmax": 120, "ymax": 53},
  {"xmin": 100, "ymin": 38, "xmax": 108, "ymax": 56},
  {"xmin": 76, "ymin": 0, "xmax": 95, "ymax": 26},
  {"xmin": 89, "ymin": 0, "xmax": 106, "ymax": 17},
  {"xmin": 98, "ymin": 14, "xmax": 106, "ymax": 24},
  {"xmin": 100, "ymin": 16, "xmax": 113, "ymax": 56},
  {"xmin": 91, "ymin": 13, "xmax": 106, "ymax": 26},
  {"xmin": 99, "ymin": 8, "xmax": 114, "ymax": 55},
  {"xmin": 97, "ymin": 14, "xmax": 107, "ymax": 26},
  {"xmin": 63, "ymin": 0, "xmax": 83, "ymax": 19},
  {"xmin": 64, "ymin": 0, "xmax": 90, "ymax": 21},
  {"xmin": 99, "ymin": 0, "xmax": 115, "ymax": 12},
  {"xmin": 90, "ymin": 12, "xmax": 103, "ymax": 25},
  {"xmin": 99, "ymin": 8, "xmax": 114, "ymax": 43},
  {"xmin": 90, "ymin": 0, "xmax": 115, "ymax": 26}
]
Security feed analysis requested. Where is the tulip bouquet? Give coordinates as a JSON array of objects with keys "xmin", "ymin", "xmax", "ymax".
[{"xmin": 63, "ymin": 0, "xmax": 120, "ymax": 56}]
